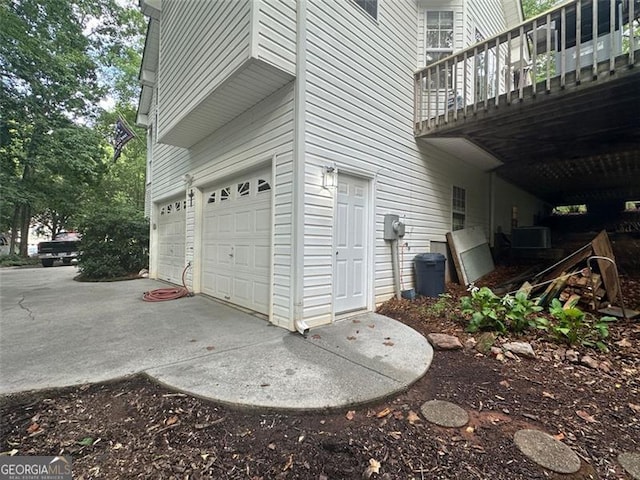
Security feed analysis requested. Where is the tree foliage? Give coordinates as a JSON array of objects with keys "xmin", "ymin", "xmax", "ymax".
[{"xmin": 0, "ymin": 0, "xmax": 146, "ymax": 256}]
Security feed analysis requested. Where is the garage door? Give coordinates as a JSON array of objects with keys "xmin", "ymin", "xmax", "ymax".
[
  {"xmin": 157, "ymin": 196, "xmax": 186, "ymax": 284},
  {"xmin": 201, "ymin": 168, "xmax": 272, "ymax": 314}
]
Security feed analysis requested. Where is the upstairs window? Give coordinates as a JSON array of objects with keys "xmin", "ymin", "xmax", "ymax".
[
  {"xmin": 354, "ymin": 0, "xmax": 377, "ymax": 20},
  {"xmin": 425, "ymin": 10, "xmax": 454, "ymax": 88},
  {"xmin": 452, "ymin": 185, "xmax": 466, "ymax": 231}
]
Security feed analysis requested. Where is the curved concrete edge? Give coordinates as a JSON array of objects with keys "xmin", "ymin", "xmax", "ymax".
[{"xmin": 145, "ymin": 313, "xmax": 433, "ymax": 411}]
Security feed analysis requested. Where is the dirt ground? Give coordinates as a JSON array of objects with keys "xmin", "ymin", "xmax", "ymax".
[{"xmin": 1, "ymin": 270, "xmax": 639, "ymax": 480}]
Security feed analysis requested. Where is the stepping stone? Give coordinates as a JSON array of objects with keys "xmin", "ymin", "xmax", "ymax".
[
  {"xmin": 619, "ymin": 452, "xmax": 640, "ymax": 479},
  {"xmin": 420, "ymin": 400, "xmax": 469, "ymax": 428},
  {"xmin": 514, "ymin": 429, "xmax": 581, "ymax": 474}
]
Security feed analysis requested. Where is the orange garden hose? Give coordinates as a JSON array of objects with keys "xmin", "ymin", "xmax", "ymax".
[{"xmin": 143, "ymin": 264, "xmax": 192, "ymax": 302}]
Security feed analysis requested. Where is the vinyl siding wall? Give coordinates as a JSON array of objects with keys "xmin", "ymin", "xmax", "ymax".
[
  {"xmin": 157, "ymin": 0, "xmax": 252, "ymax": 139},
  {"xmin": 256, "ymin": 0, "xmax": 297, "ymax": 74},
  {"xmin": 302, "ymin": 0, "xmax": 542, "ymax": 322},
  {"xmin": 493, "ymin": 176, "xmax": 548, "ymax": 234},
  {"xmin": 149, "ymin": 84, "xmax": 295, "ymax": 328}
]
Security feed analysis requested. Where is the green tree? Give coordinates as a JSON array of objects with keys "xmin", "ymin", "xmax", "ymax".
[{"xmin": 0, "ymin": 0, "xmax": 145, "ymax": 255}]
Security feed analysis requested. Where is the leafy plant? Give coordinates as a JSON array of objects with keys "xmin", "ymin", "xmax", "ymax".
[
  {"xmin": 420, "ymin": 293, "xmax": 453, "ymax": 318},
  {"xmin": 460, "ymin": 286, "xmax": 507, "ymax": 333},
  {"xmin": 548, "ymin": 298, "xmax": 615, "ymax": 352},
  {"xmin": 461, "ymin": 286, "xmax": 547, "ymax": 334},
  {"xmin": 503, "ymin": 291, "xmax": 545, "ymax": 333}
]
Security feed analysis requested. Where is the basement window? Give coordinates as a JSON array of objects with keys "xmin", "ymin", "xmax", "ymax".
[{"xmin": 452, "ymin": 185, "xmax": 466, "ymax": 231}]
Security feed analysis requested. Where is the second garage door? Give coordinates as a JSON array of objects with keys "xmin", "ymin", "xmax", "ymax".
[
  {"xmin": 157, "ymin": 196, "xmax": 186, "ymax": 285},
  {"xmin": 201, "ymin": 168, "xmax": 272, "ymax": 314}
]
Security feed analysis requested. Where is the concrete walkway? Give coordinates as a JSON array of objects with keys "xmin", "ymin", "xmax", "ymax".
[{"xmin": 0, "ymin": 266, "xmax": 432, "ymax": 410}]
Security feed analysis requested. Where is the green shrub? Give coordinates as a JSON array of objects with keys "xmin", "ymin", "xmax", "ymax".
[
  {"xmin": 0, "ymin": 254, "xmax": 40, "ymax": 267},
  {"xmin": 460, "ymin": 286, "xmax": 508, "ymax": 333},
  {"xmin": 460, "ymin": 287, "xmax": 546, "ymax": 334},
  {"xmin": 548, "ymin": 298, "xmax": 615, "ymax": 352},
  {"xmin": 77, "ymin": 205, "xmax": 149, "ymax": 280}
]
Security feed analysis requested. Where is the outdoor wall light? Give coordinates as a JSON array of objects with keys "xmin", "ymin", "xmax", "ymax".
[
  {"xmin": 322, "ymin": 165, "xmax": 338, "ymax": 189},
  {"xmin": 182, "ymin": 173, "xmax": 193, "ymax": 184}
]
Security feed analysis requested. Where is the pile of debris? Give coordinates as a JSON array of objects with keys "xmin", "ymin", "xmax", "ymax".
[{"xmin": 448, "ymin": 228, "xmax": 638, "ymax": 319}]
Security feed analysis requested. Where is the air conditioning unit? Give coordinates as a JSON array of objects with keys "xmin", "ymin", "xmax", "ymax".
[{"xmin": 511, "ymin": 227, "xmax": 551, "ymax": 249}]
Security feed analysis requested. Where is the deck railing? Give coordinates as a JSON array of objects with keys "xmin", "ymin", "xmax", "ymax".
[{"xmin": 415, "ymin": 0, "xmax": 638, "ymax": 134}]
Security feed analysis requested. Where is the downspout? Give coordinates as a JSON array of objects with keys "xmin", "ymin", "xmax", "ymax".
[
  {"xmin": 390, "ymin": 239, "xmax": 402, "ymax": 300},
  {"xmin": 292, "ymin": 0, "xmax": 309, "ymax": 336}
]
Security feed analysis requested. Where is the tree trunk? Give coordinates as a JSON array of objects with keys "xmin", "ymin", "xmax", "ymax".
[
  {"xmin": 19, "ymin": 203, "xmax": 30, "ymax": 257},
  {"xmin": 10, "ymin": 204, "xmax": 20, "ymax": 254}
]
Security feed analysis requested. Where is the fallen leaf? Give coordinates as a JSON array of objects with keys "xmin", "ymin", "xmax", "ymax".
[
  {"xmin": 363, "ymin": 458, "xmax": 381, "ymax": 479},
  {"xmin": 376, "ymin": 407, "xmax": 392, "ymax": 418},
  {"xmin": 388, "ymin": 431, "xmax": 401, "ymax": 440},
  {"xmin": 407, "ymin": 411, "xmax": 421, "ymax": 424},
  {"xmin": 267, "ymin": 443, "xmax": 276, "ymax": 450},
  {"xmin": 499, "ymin": 380, "xmax": 510, "ymax": 388},
  {"xmin": 282, "ymin": 454, "xmax": 293, "ymax": 472},
  {"xmin": 78, "ymin": 437, "xmax": 94, "ymax": 446},
  {"xmin": 616, "ymin": 338, "xmax": 632, "ymax": 348},
  {"xmin": 347, "ymin": 336, "xmax": 357, "ymax": 341},
  {"xmin": 466, "ymin": 426, "xmax": 475, "ymax": 433},
  {"xmin": 26, "ymin": 423, "xmax": 40, "ymax": 434},
  {"xmin": 206, "ymin": 346, "xmax": 215, "ymax": 351},
  {"xmin": 383, "ymin": 341, "xmax": 395, "ymax": 347},
  {"xmin": 629, "ymin": 403, "xmax": 640, "ymax": 413},
  {"xmin": 311, "ymin": 334, "xmax": 321, "ymax": 340},
  {"xmin": 352, "ymin": 319, "xmax": 361, "ymax": 324},
  {"xmin": 542, "ymin": 391, "xmax": 556, "ymax": 399},
  {"xmin": 368, "ymin": 324, "xmax": 375, "ymax": 329},
  {"xmin": 553, "ymin": 432, "xmax": 565, "ymax": 441},
  {"xmin": 112, "ymin": 442, "xmax": 123, "ymax": 450},
  {"xmin": 166, "ymin": 415, "xmax": 179, "ymax": 426},
  {"xmin": 346, "ymin": 410, "xmax": 355, "ymax": 421},
  {"xmin": 576, "ymin": 410, "xmax": 597, "ymax": 423}
]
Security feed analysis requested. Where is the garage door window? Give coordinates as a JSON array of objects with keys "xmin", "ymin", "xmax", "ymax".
[
  {"xmin": 257, "ymin": 179, "xmax": 271, "ymax": 193},
  {"xmin": 221, "ymin": 187, "xmax": 230, "ymax": 201},
  {"xmin": 237, "ymin": 182, "xmax": 250, "ymax": 197}
]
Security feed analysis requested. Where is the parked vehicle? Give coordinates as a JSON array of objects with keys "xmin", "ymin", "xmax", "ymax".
[
  {"xmin": 37, "ymin": 232, "xmax": 81, "ymax": 267},
  {"xmin": 0, "ymin": 233, "xmax": 11, "ymax": 256}
]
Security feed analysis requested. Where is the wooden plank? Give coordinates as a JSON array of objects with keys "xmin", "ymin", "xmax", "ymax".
[
  {"xmin": 446, "ymin": 231, "xmax": 465, "ymax": 286},
  {"xmin": 531, "ymin": 243, "xmax": 593, "ymax": 294},
  {"xmin": 591, "ymin": 230, "xmax": 620, "ymax": 305}
]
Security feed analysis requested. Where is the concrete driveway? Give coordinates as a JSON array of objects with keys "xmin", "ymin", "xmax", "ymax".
[{"xmin": 0, "ymin": 266, "xmax": 432, "ymax": 410}]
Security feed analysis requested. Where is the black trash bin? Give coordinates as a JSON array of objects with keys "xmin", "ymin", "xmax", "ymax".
[{"xmin": 414, "ymin": 253, "xmax": 446, "ymax": 297}]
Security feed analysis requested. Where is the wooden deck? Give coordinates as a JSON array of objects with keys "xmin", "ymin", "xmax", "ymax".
[{"xmin": 415, "ymin": 0, "xmax": 640, "ymax": 206}]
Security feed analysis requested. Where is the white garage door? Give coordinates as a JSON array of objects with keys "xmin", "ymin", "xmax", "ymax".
[
  {"xmin": 201, "ymin": 168, "xmax": 272, "ymax": 314},
  {"xmin": 157, "ymin": 196, "xmax": 186, "ymax": 285}
]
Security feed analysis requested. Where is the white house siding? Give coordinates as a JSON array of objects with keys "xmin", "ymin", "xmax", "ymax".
[
  {"xmin": 256, "ymin": 0, "xmax": 297, "ymax": 74},
  {"xmin": 302, "ymin": 0, "xmax": 541, "ymax": 322},
  {"xmin": 303, "ymin": 1, "xmax": 479, "ymax": 320},
  {"xmin": 157, "ymin": 0, "xmax": 252, "ymax": 140},
  {"xmin": 149, "ymin": 84, "xmax": 295, "ymax": 328},
  {"xmin": 493, "ymin": 176, "xmax": 548, "ymax": 234}
]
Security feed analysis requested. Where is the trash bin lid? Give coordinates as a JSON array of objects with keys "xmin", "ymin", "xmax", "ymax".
[{"xmin": 414, "ymin": 253, "xmax": 446, "ymax": 263}]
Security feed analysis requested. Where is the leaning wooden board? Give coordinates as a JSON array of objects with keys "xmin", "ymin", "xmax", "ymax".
[{"xmin": 591, "ymin": 230, "xmax": 619, "ymax": 306}]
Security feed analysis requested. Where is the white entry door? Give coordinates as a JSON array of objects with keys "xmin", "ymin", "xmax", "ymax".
[
  {"xmin": 335, "ymin": 173, "xmax": 370, "ymax": 313},
  {"xmin": 201, "ymin": 168, "xmax": 272, "ymax": 314},
  {"xmin": 157, "ymin": 196, "xmax": 186, "ymax": 285}
]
